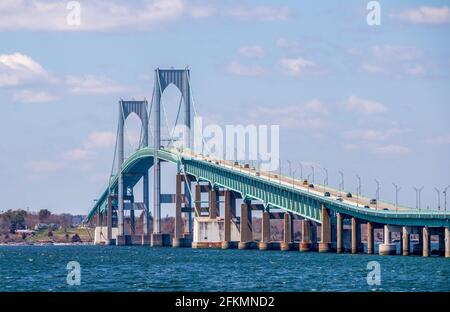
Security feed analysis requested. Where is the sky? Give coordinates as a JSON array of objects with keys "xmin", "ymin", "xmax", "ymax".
[{"xmin": 0, "ymin": 0, "xmax": 449, "ymax": 215}]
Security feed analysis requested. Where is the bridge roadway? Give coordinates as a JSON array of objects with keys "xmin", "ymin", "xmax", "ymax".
[{"xmin": 87, "ymin": 147, "xmax": 450, "ymax": 257}]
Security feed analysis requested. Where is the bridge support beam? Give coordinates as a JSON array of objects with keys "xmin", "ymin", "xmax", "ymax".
[
  {"xmin": 281, "ymin": 212, "xmax": 292, "ymax": 251},
  {"xmin": 402, "ymin": 226, "xmax": 410, "ymax": 256},
  {"xmin": 300, "ymin": 220, "xmax": 312, "ymax": 252},
  {"xmin": 209, "ymin": 188, "xmax": 218, "ymax": 219},
  {"xmin": 194, "ymin": 183, "xmax": 201, "ymax": 217},
  {"xmin": 259, "ymin": 211, "xmax": 271, "ymax": 251},
  {"xmin": 445, "ymin": 227, "xmax": 450, "ymax": 258},
  {"xmin": 222, "ymin": 190, "xmax": 232, "ymax": 249},
  {"xmin": 319, "ymin": 205, "xmax": 331, "ymax": 252},
  {"xmin": 423, "ymin": 227, "xmax": 430, "ymax": 257},
  {"xmin": 106, "ymin": 196, "xmax": 113, "ymax": 245},
  {"xmin": 351, "ymin": 217, "xmax": 362, "ymax": 254},
  {"xmin": 367, "ymin": 222, "xmax": 374, "ymax": 254},
  {"xmin": 336, "ymin": 213, "xmax": 343, "ymax": 253},
  {"xmin": 173, "ymin": 174, "xmax": 183, "ymax": 248},
  {"xmin": 238, "ymin": 202, "xmax": 252, "ymax": 250},
  {"xmin": 379, "ymin": 225, "xmax": 396, "ymax": 255}
]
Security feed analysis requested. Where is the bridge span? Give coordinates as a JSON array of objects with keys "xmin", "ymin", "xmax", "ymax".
[{"xmin": 86, "ymin": 68, "xmax": 450, "ymax": 258}]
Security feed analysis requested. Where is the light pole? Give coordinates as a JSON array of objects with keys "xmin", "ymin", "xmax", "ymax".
[
  {"xmin": 323, "ymin": 168, "xmax": 328, "ymax": 193},
  {"xmin": 393, "ymin": 183, "xmax": 401, "ymax": 211},
  {"xmin": 292, "ymin": 169, "xmax": 296, "ymax": 187},
  {"xmin": 356, "ymin": 175, "xmax": 361, "ymax": 207},
  {"xmin": 287, "ymin": 160, "xmax": 292, "ymax": 177},
  {"xmin": 444, "ymin": 185, "xmax": 450, "ymax": 211},
  {"xmin": 297, "ymin": 161, "xmax": 303, "ymax": 180},
  {"xmin": 339, "ymin": 171, "xmax": 344, "ymax": 196},
  {"xmin": 279, "ymin": 159, "xmax": 282, "ymax": 183},
  {"xmin": 434, "ymin": 187, "xmax": 441, "ymax": 210},
  {"xmin": 374, "ymin": 179, "xmax": 380, "ymax": 210},
  {"xmin": 412, "ymin": 186, "xmax": 424, "ymax": 211},
  {"xmin": 311, "ymin": 165, "xmax": 315, "ymax": 184}
]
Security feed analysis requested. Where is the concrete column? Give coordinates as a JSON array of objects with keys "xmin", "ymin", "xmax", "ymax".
[
  {"xmin": 319, "ymin": 205, "xmax": 331, "ymax": 252},
  {"xmin": 402, "ymin": 226, "xmax": 410, "ymax": 256},
  {"xmin": 336, "ymin": 213, "xmax": 343, "ymax": 253},
  {"xmin": 238, "ymin": 202, "xmax": 252, "ymax": 249},
  {"xmin": 259, "ymin": 211, "xmax": 271, "ymax": 251},
  {"xmin": 222, "ymin": 190, "xmax": 231, "ymax": 249},
  {"xmin": 209, "ymin": 188, "xmax": 218, "ymax": 219},
  {"xmin": 281, "ymin": 213, "xmax": 292, "ymax": 251},
  {"xmin": 106, "ymin": 196, "xmax": 112, "ymax": 245},
  {"xmin": 379, "ymin": 225, "xmax": 396, "ymax": 255},
  {"xmin": 423, "ymin": 227, "xmax": 430, "ymax": 257},
  {"xmin": 445, "ymin": 227, "xmax": 450, "ymax": 258},
  {"xmin": 143, "ymin": 172, "xmax": 150, "ymax": 235},
  {"xmin": 351, "ymin": 217, "xmax": 358, "ymax": 254},
  {"xmin": 173, "ymin": 174, "xmax": 183, "ymax": 248},
  {"xmin": 367, "ymin": 222, "xmax": 374, "ymax": 254},
  {"xmin": 438, "ymin": 230, "xmax": 445, "ymax": 257},
  {"xmin": 300, "ymin": 219, "xmax": 312, "ymax": 252},
  {"xmin": 194, "ymin": 183, "xmax": 201, "ymax": 217}
]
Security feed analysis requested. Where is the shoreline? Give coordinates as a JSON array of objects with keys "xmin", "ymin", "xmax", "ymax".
[{"xmin": 0, "ymin": 242, "xmax": 94, "ymax": 246}]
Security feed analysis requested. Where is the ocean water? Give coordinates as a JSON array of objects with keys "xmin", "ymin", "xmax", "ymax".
[{"xmin": 0, "ymin": 245, "xmax": 449, "ymax": 292}]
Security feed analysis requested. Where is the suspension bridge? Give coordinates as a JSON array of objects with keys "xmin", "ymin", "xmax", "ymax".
[{"xmin": 86, "ymin": 68, "xmax": 450, "ymax": 258}]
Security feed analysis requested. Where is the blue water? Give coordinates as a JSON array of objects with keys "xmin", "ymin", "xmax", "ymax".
[{"xmin": 0, "ymin": 245, "xmax": 449, "ymax": 292}]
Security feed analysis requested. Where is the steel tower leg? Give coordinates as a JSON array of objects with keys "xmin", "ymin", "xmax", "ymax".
[
  {"xmin": 117, "ymin": 101, "xmax": 125, "ymax": 239},
  {"xmin": 153, "ymin": 69, "xmax": 161, "ymax": 235}
]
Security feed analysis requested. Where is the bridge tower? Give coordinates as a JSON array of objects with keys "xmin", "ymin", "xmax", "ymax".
[
  {"xmin": 152, "ymin": 68, "xmax": 192, "ymax": 245},
  {"xmin": 117, "ymin": 100, "xmax": 150, "ymax": 242}
]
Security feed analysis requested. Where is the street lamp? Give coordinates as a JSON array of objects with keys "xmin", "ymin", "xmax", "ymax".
[
  {"xmin": 412, "ymin": 186, "xmax": 424, "ymax": 211},
  {"xmin": 339, "ymin": 171, "xmax": 344, "ymax": 196},
  {"xmin": 356, "ymin": 175, "xmax": 361, "ymax": 207},
  {"xmin": 292, "ymin": 169, "xmax": 296, "ymax": 187},
  {"xmin": 444, "ymin": 185, "xmax": 450, "ymax": 211},
  {"xmin": 297, "ymin": 161, "xmax": 303, "ymax": 180},
  {"xmin": 393, "ymin": 183, "xmax": 401, "ymax": 211},
  {"xmin": 323, "ymin": 168, "xmax": 328, "ymax": 193},
  {"xmin": 287, "ymin": 160, "xmax": 292, "ymax": 177},
  {"xmin": 434, "ymin": 187, "xmax": 441, "ymax": 210},
  {"xmin": 310, "ymin": 165, "xmax": 315, "ymax": 184},
  {"xmin": 374, "ymin": 179, "xmax": 380, "ymax": 210}
]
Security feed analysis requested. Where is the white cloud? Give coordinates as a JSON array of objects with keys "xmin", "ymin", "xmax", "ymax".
[
  {"xmin": 84, "ymin": 131, "xmax": 116, "ymax": 149},
  {"xmin": 280, "ymin": 57, "xmax": 316, "ymax": 76},
  {"xmin": 62, "ymin": 149, "xmax": 92, "ymax": 161},
  {"xmin": 346, "ymin": 96, "xmax": 387, "ymax": 114},
  {"xmin": 0, "ymin": 0, "xmax": 185, "ymax": 31},
  {"xmin": 344, "ymin": 128, "xmax": 401, "ymax": 141},
  {"xmin": 427, "ymin": 134, "xmax": 450, "ymax": 145},
  {"xmin": 12, "ymin": 89, "xmax": 58, "ymax": 103},
  {"xmin": 65, "ymin": 75, "xmax": 132, "ymax": 95},
  {"xmin": 0, "ymin": 53, "xmax": 52, "ymax": 87},
  {"xmin": 276, "ymin": 38, "xmax": 303, "ymax": 53},
  {"xmin": 361, "ymin": 63, "xmax": 386, "ymax": 74},
  {"xmin": 252, "ymin": 100, "xmax": 329, "ymax": 130},
  {"xmin": 225, "ymin": 5, "xmax": 290, "ymax": 21},
  {"xmin": 25, "ymin": 160, "xmax": 64, "ymax": 173},
  {"xmin": 190, "ymin": 5, "xmax": 216, "ymax": 18},
  {"xmin": 225, "ymin": 61, "xmax": 265, "ymax": 77},
  {"xmin": 303, "ymin": 99, "xmax": 328, "ymax": 115},
  {"xmin": 390, "ymin": 6, "xmax": 450, "ymax": 24},
  {"xmin": 238, "ymin": 45, "xmax": 264, "ymax": 58},
  {"xmin": 372, "ymin": 144, "xmax": 411, "ymax": 156},
  {"xmin": 370, "ymin": 45, "xmax": 421, "ymax": 62}
]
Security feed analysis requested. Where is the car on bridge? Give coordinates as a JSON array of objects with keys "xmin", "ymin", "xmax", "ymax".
[
  {"xmin": 308, "ymin": 183, "xmax": 314, "ymax": 188},
  {"xmin": 336, "ymin": 196, "xmax": 343, "ymax": 202},
  {"xmin": 324, "ymin": 191, "xmax": 331, "ymax": 197},
  {"xmin": 370, "ymin": 199, "xmax": 377, "ymax": 205},
  {"xmin": 346, "ymin": 192, "xmax": 352, "ymax": 198},
  {"xmin": 303, "ymin": 179, "xmax": 308, "ymax": 186}
]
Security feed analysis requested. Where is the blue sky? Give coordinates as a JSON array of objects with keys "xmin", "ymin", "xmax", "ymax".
[{"xmin": 0, "ymin": 0, "xmax": 449, "ymax": 215}]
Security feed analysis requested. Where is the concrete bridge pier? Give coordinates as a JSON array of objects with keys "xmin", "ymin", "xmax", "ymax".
[
  {"xmin": 336, "ymin": 213, "xmax": 343, "ymax": 253},
  {"xmin": 221, "ymin": 190, "xmax": 232, "ymax": 249},
  {"xmin": 209, "ymin": 187, "xmax": 219, "ymax": 219},
  {"xmin": 281, "ymin": 212, "xmax": 293, "ymax": 251},
  {"xmin": 173, "ymin": 174, "xmax": 183, "ymax": 248},
  {"xmin": 319, "ymin": 205, "xmax": 331, "ymax": 252},
  {"xmin": 379, "ymin": 225, "xmax": 396, "ymax": 255},
  {"xmin": 445, "ymin": 227, "xmax": 450, "ymax": 258},
  {"xmin": 259, "ymin": 211, "xmax": 271, "ymax": 251},
  {"xmin": 366, "ymin": 222, "xmax": 374, "ymax": 254},
  {"xmin": 402, "ymin": 226, "xmax": 410, "ymax": 256},
  {"xmin": 238, "ymin": 201, "xmax": 253, "ymax": 249},
  {"xmin": 422, "ymin": 227, "xmax": 430, "ymax": 257},
  {"xmin": 351, "ymin": 218, "xmax": 363, "ymax": 254},
  {"xmin": 300, "ymin": 219, "xmax": 312, "ymax": 252}
]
